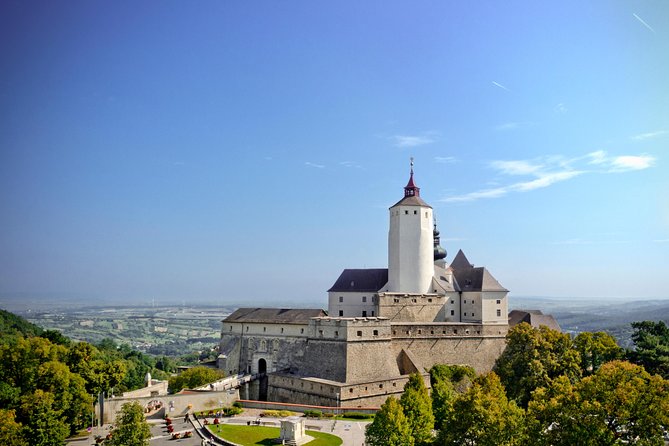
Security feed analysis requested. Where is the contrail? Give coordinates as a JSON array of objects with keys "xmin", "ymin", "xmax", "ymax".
[
  {"xmin": 492, "ymin": 81, "xmax": 511, "ymax": 92},
  {"xmin": 633, "ymin": 13, "xmax": 655, "ymax": 33}
]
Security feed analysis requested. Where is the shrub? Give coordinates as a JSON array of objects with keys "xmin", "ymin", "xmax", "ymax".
[
  {"xmin": 343, "ymin": 411, "xmax": 374, "ymax": 419},
  {"xmin": 262, "ymin": 410, "xmax": 294, "ymax": 418},
  {"xmin": 233, "ymin": 401, "xmax": 243, "ymax": 408},
  {"xmin": 303, "ymin": 410, "xmax": 322, "ymax": 418}
]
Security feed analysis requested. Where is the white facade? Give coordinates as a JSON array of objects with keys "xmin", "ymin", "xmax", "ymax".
[
  {"xmin": 387, "ymin": 203, "xmax": 434, "ymax": 294},
  {"xmin": 327, "ymin": 291, "xmax": 377, "ymax": 318}
]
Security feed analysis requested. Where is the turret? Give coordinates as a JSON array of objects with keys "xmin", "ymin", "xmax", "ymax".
[{"xmin": 386, "ymin": 159, "xmax": 434, "ymax": 293}]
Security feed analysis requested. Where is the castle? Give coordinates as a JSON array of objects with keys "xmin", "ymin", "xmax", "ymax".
[{"xmin": 218, "ymin": 161, "xmax": 509, "ymax": 407}]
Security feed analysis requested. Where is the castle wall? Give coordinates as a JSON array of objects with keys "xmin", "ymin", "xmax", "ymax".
[
  {"xmin": 390, "ymin": 323, "xmax": 508, "ymax": 374},
  {"xmin": 377, "ymin": 293, "xmax": 447, "ymax": 322}
]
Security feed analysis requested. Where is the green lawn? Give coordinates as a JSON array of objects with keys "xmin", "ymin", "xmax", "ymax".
[{"xmin": 207, "ymin": 424, "xmax": 342, "ymax": 446}]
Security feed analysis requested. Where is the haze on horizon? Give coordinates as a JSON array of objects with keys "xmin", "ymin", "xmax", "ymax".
[{"xmin": 1, "ymin": 1, "xmax": 668, "ymax": 306}]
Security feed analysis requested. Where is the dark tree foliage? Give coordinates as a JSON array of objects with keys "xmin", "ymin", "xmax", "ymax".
[
  {"xmin": 0, "ymin": 309, "xmax": 43, "ymax": 339},
  {"xmin": 628, "ymin": 320, "xmax": 669, "ymax": 379}
]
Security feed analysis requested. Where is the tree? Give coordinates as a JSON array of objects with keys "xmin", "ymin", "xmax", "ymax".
[
  {"xmin": 438, "ymin": 373, "xmax": 526, "ymax": 446},
  {"xmin": 366, "ymin": 397, "xmax": 414, "ymax": 446},
  {"xmin": 573, "ymin": 331, "xmax": 622, "ymax": 376},
  {"xmin": 19, "ymin": 390, "xmax": 69, "ymax": 446},
  {"xmin": 431, "ymin": 378, "xmax": 455, "ymax": 432},
  {"xmin": 0, "ymin": 409, "xmax": 27, "ymax": 446},
  {"xmin": 108, "ymin": 401, "xmax": 151, "ymax": 446},
  {"xmin": 168, "ymin": 366, "xmax": 225, "ymax": 393},
  {"xmin": 528, "ymin": 360, "xmax": 669, "ymax": 446},
  {"xmin": 628, "ymin": 321, "xmax": 669, "ymax": 379},
  {"xmin": 494, "ymin": 323, "xmax": 581, "ymax": 407},
  {"xmin": 400, "ymin": 373, "xmax": 434, "ymax": 445}
]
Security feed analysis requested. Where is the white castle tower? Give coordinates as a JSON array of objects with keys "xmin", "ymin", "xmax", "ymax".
[{"xmin": 387, "ymin": 159, "xmax": 434, "ymax": 293}]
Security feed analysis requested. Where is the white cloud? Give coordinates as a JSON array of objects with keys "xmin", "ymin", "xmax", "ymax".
[
  {"xmin": 609, "ymin": 155, "xmax": 655, "ymax": 172},
  {"xmin": 441, "ymin": 150, "xmax": 656, "ymax": 203},
  {"xmin": 554, "ymin": 103, "xmax": 568, "ymax": 113},
  {"xmin": 339, "ymin": 161, "xmax": 363, "ymax": 169},
  {"xmin": 492, "ymin": 81, "xmax": 511, "ymax": 92},
  {"xmin": 392, "ymin": 134, "xmax": 436, "ymax": 148},
  {"xmin": 631, "ymin": 130, "xmax": 667, "ymax": 140},
  {"xmin": 434, "ymin": 156, "xmax": 457, "ymax": 164},
  {"xmin": 304, "ymin": 161, "xmax": 325, "ymax": 169},
  {"xmin": 490, "ymin": 160, "xmax": 543, "ymax": 176}
]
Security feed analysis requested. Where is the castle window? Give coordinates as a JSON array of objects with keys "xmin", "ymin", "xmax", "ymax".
[
  {"xmin": 362, "ymin": 311, "xmax": 367, "ymax": 317},
  {"xmin": 451, "ymin": 300, "xmax": 454, "ymax": 304},
  {"xmin": 442, "ymin": 330, "xmax": 446, "ymax": 334},
  {"xmin": 246, "ymin": 326, "xmax": 249, "ymax": 332},
  {"xmin": 319, "ymin": 330, "xmax": 323, "ymax": 336},
  {"xmin": 418, "ymin": 329, "xmax": 422, "ymax": 334},
  {"xmin": 466, "ymin": 329, "xmax": 470, "ymax": 334},
  {"xmin": 281, "ymin": 327, "xmax": 284, "ymax": 333},
  {"xmin": 393, "ymin": 382, "xmax": 397, "ymax": 387},
  {"xmin": 472, "ymin": 300, "xmax": 475, "ymax": 304},
  {"xmin": 350, "ymin": 388, "xmax": 353, "ymax": 393},
  {"xmin": 357, "ymin": 331, "xmax": 362, "ymax": 337},
  {"xmin": 425, "ymin": 212, "xmax": 428, "ymax": 217},
  {"xmin": 413, "ymin": 210, "xmax": 417, "ymax": 215},
  {"xmin": 472, "ymin": 313, "xmax": 475, "ymax": 317},
  {"xmin": 454, "ymin": 329, "xmax": 458, "ymax": 334},
  {"xmin": 450, "ymin": 310, "xmax": 455, "ymax": 316},
  {"xmin": 301, "ymin": 328, "xmax": 304, "ymax": 334},
  {"xmin": 263, "ymin": 327, "xmax": 266, "ymax": 332},
  {"xmin": 339, "ymin": 296, "xmax": 343, "ymax": 303},
  {"xmin": 339, "ymin": 310, "xmax": 343, "ymax": 317},
  {"xmin": 431, "ymin": 330, "xmax": 434, "ymax": 334},
  {"xmin": 371, "ymin": 311, "xmax": 375, "ymax": 316},
  {"xmin": 428, "ymin": 298, "xmax": 433, "ymax": 302},
  {"xmin": 335, "ymin": 331, "xmax": 338, "ymax": 337},
  {"xmin": 362, "ymin": 296, "xmax": 367, "ymax": 302},
  {"xmin": 229, "ymin": 326, "xmax": 232, "ymax": 331},
  {"xmin": 379, "ymin": 384, "xmax": 383, "ymax": 389},
  {"xmin": 464, "ymin": 300, "xmax": 466, "ymax": 304},
  {"xmin": 464, "ymin": 312, "xmax": 467, "ymax": 316},
  {"xmin": 497, "ymin": 309, "xmax": 502, "ymax": 317},
  {"xmin": 412, "ymin": 298, "xmax": 417, "ymax": 303},
  {"xmin": 394, "ymin": 298, "xmax": 400, "ymax": 303},
  {"xmin": 393, "ymin": 331, "xmax": 396, "ymax": 335},
  {"xmin": 373, "ymin": 330, "xmax": 379, "ymax": 336},
  {"xmin": 496, "ymin": 299, "xmax": 501, "ymax": 304}
]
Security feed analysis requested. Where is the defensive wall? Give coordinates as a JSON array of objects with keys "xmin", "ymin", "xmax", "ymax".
[{"xmin": 99, "ymin": 389, "xmax": 239, "ymax": 424}]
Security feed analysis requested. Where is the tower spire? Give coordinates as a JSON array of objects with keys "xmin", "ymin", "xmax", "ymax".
[{"xmin": 404, "ymin": 157, "xmax": 420, "ymax": 197}]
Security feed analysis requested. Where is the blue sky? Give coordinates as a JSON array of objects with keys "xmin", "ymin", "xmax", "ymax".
[{"xmin": 1, "ymin": 0, "xmax": 667, "ymax": 306}]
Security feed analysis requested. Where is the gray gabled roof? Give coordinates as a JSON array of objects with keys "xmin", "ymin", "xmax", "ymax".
[
  {"xmin": 390, "ymin": 195, "xmax": 432, "ymax": 208},
  {"xmin": 224, "ymin": 308, "xmax": 326, "ymax": 324},
  {"xmin": 508, "ymin": 309, "xmax": 561, "ymax": 332},
  {"xmin": 450, "ymin": 250, "xmax": 508, "ymax": 292},
  {"xmin": 328, "ymin": 268, "xmax": 389, "ymax": 292}
]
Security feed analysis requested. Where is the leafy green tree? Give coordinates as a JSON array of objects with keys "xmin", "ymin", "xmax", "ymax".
[
  {"xmin": 438, "ymin": 373, "xmax": 526, "ymax": 446},
  {"xmin": 19, "ymin": 390, "xmax": 69, "ymax": 446},
  {"xmin": 573, "ymin": 331, "xmax": 622, "ymax": 376},
  {"xmin": 429, "ymin": 364, "xmax": 476, "ymax": 390},
  {"xmin": 494, "ymin": 323, "xmax": 581, "ymax": 407},
  {"xmin": 528, "ymin": 360, "xmax": 669, "ymax": 446},
  {"xmin": 431, "ymin": 378, "xmax": 455, "ymax": 432},
  {"xmin": 0, "ymin": 309, "xmax": 43, "ymax": 339},
  {"xmin": 365, "ymin": 397, "xmax": 414, "ymax": 446},
  {"xmin": 108, "ymin": 401, "xmax": 151, "ymax": 446},
  {"xmin": 0, "ymin": 409, "xmax": 27, "ymax": 446},
  {"xmin": 628, "ymin": 321, "xmax": 669, "ymax": 379},
  {"xmin": 40, "ymin": 329, "xmax": 71, "ymax": 346},
  {"xmin": 400, "ymin": 373, "xmax": 434, "ymax": 445},
  {"xmin": 168, "ymin": 366, "xmax": 225, "ymax": 393}
]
